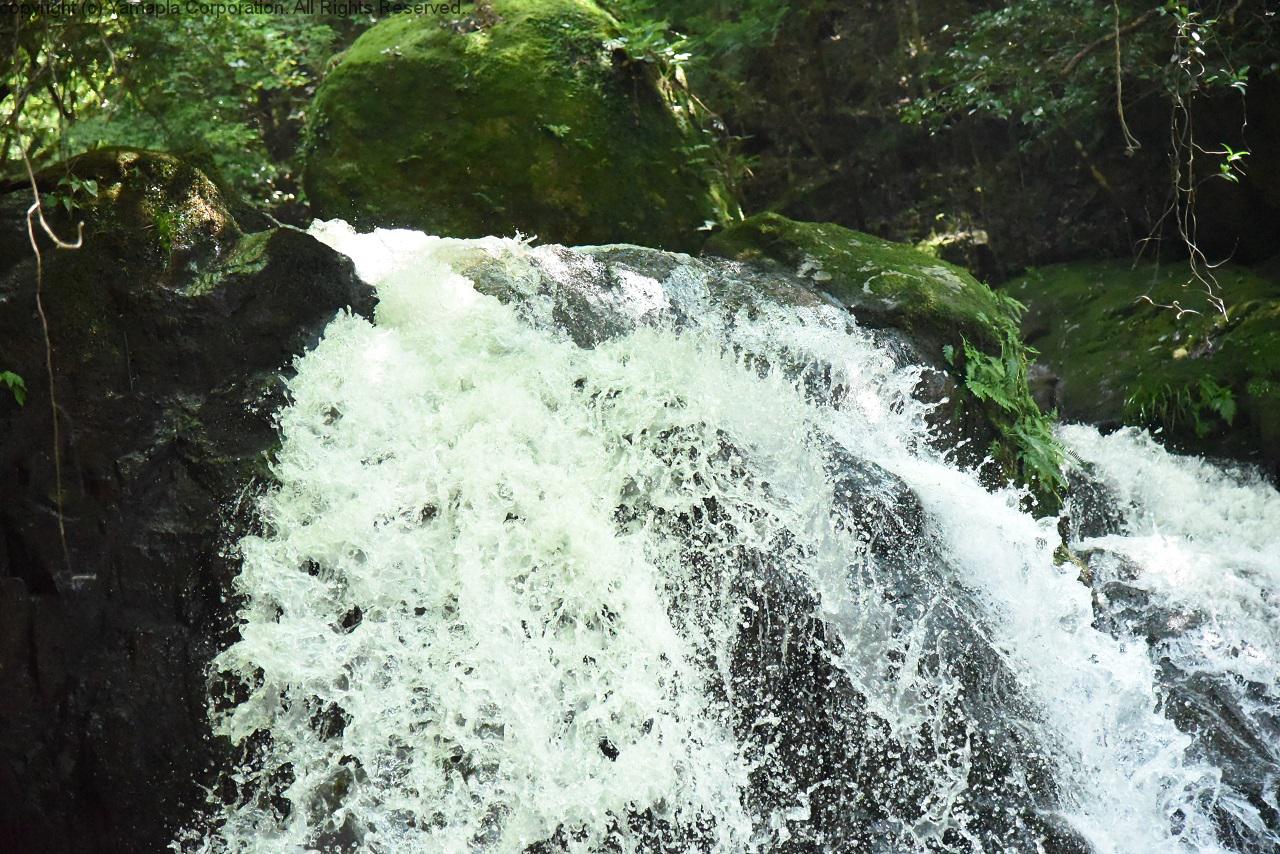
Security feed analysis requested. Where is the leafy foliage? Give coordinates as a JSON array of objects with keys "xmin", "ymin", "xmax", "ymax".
[
  {"xmin": 2, "ymin": 10, "xmax": 366, "ymax": 218},
  {"xmin": 47, "ymin": 173, "xmax": 99, "ymax": 215},
  {"xmin": 887, "ymin": 0, "xmax": 1280, "ymax": 325},
  {"xmin": 1125, "ymin": 375, "xmax": 1237, "ymax": 438},
  {"xmin": 1, "ymin": 370, "xmax": 27, "ymax": 406},
  {"xmin": 605, "ymin": 0, "xmax": 789, "ymax": 74},
  {"xmin": 1007, "ymin": 258, "xmax": 1280, "ymax": 458},
  {"xmin": 946, "ymin": 300, "xmax": 1067, "ymax": 512},
  {"xmin": 903, "ymin": 1, "xmax": 1275, "ymax": 137},
  {"xmin": 604, "ymin": 8, "xmax": 751, "ymax": 221}
]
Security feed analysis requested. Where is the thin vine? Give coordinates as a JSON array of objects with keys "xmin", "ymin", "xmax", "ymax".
[{"xmin": 21, "ymin": 143, "xmax": 83, "ymax": 574}]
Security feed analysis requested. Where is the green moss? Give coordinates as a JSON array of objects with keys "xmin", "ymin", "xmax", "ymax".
[
  {"xmin": 707, "ymin": 213, "xmax": 1064, "ymax": 509},
  {"xmin": 18, "ymin": 149, "xmax": 239, "ymax": 372},
  {"xmin": 186, "ymin": 229, "xmax": 275, "ymax": 296},
  {"xmin": 48, "ymin": 147, "xmax": 238, "ymax": 273},
  {"xmin": 706, "ymin": 213, "xmax": 1018, "ymax": 349},
  {"xmin": 1007, "ymin": 259, "xmax": 1280, "ymax": 464},
  {"xmin": 304, "ymin": 0, "xmax": 726, "ymax": 251}
]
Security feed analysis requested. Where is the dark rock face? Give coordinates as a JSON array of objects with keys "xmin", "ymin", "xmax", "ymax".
[
  {"xmin": 724, "ymin": 449, "xmax": 1083, "ymax": 852},
  {"xmin": 0, "ymin": 149, "xmax": 373, "ymax": 852}
]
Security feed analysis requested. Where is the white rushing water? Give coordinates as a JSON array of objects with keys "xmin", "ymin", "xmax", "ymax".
[
  {"xmin": 188, "ymin": 223, "xmax": 1279, "ymax": 853},
  {"xmin": 1060, "ymin": 425, "xmax": 1280, "ymax": 850}
]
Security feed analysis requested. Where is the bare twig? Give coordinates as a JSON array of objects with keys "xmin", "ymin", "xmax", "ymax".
[
  {"xmin": 22, "ymin": 147, "xmax": 83, "ymax": 573},
  {"xmin": 1136, "ymin": 294, "xmax": 1201, "ymax": 318}
]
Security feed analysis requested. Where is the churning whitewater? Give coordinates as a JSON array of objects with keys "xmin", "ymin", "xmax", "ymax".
[{"xmin": 187, "ymin": 222, "xmax": 1279, "ymax": 853}]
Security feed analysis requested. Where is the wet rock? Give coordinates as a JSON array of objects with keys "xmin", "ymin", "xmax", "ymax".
[
  {"xmin": 457, "ymin": 238, "xmax": 1023, "ymax": 488},
  {"xmin": 453, "ymin": 240, "xmax": 1087, "ymax": 849},
  {"xmin": 1027, "ymin": 362, "xmax": 1060, "ymax": 415},
  {"xmin": 704, "ymin": 213, "xmax": 1062, "ymax": 508},
  {"xmin": 1083, "ymin": 546, "xmax": 1280, "ymax": 852},
  {"xmin": 704, "ymin": 214, "xmax": 1019, "ymax": 355},
  {"xmin": 1062, "ymin": 465, "xmax": 1126, "ymax": 542},
  {"xmin": 926, "ymin": 228, "xmax": 999, "ymax": 285},
  {"xmin": 0, "ymin": 149, "xmax": 374, "ymax": 852},
  {"xmin": 724, "ymin": 449, "xmax": 1082, "ymax": 851}
]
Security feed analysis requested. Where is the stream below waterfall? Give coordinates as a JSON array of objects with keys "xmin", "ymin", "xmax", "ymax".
[{"xmin": 182, "ymin": 223, "xmax": 1280, "ymax": 853}]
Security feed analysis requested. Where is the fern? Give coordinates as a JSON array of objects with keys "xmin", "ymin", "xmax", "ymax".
[
  {"xmin": 1124, "ymin": 376, "xmax": 1237, "ymax": 439},
  {"xmin": 953, "ymin": 327, "xmax": 1065, "ymax": 512}
]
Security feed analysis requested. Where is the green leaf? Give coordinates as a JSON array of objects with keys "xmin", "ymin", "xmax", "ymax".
[{"xmin": 1, "ymin": 370, "xmax": 26, "ymax": 406}]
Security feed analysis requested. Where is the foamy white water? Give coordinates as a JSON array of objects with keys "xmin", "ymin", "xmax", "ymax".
[
  {"xmin": 185, "ymin": 224, "xmax": 1278, "ymax": 852},
  {"xmin": 1061, "ymin": 425, "xmax": 1280, "ymax": 851}
]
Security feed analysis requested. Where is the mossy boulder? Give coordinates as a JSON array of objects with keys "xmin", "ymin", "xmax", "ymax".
[
  {"xmin": 0, "ymin": 148, "xmax": 239, "ymax": 377},
  {"xmin": 706, "ymin": 213, "xmax": 1019, "ymax": 352},
  {"xmin": 304, "ymin": 0, "xmax": 727, "ymax": 251},
  {"xmin": 1008, "ymin": 258, "xmax": 1280, "ymax": 478},
  {"xmin": 0, "ymin": 149, "xmax": 373, "ymax": 851},
  {"xmin": 706, "ymin": 213, "xmax": 1063, "ymax": 509}
]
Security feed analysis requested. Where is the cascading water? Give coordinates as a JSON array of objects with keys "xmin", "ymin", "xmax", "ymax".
[
  {"xmin": 185, "ymin": 222, "xmax": 1280, "ymax": 853},
  {"xmin": 1060, "ymin": 425, "xmax": 1280, "ymax": 851}
]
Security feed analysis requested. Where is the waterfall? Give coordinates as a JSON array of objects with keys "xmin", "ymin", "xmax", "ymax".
[
  {"xmin": 1060, "ymin": 425, "xmax": 1280, "ymax": 851},
  {"xmin": 187, "ymin": 223, "xmax": 1279, "ymax": 853}
]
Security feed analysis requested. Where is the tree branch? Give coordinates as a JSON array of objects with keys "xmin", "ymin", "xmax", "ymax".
[{"xmin": 1061, "ymin": 7, "xmax": 1160, "ymax": 77}]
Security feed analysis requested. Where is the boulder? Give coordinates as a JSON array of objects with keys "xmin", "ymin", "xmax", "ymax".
[
  {"xmin": 303, "ymin": 0, "xmax": 729, "ymax": 251},
  {"xmin": 0, "ymin": 148, "xmax": 374, "ymax": 852},
  {"xmin": 1008, "ymin": 257, "xmax": 1280, "ymax": 479},
  {"xmin": 706, "ymin": 213, "xmax": 1017, "ymax": 352}
]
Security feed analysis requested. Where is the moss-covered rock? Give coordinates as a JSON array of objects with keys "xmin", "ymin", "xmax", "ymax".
[
  {"xmin": 706, "ymin": 213, "xmax": 1020, "ymax": 351},
  {"xmin": 706, "ymin": 213, "xmax": 1063, "ymax": 509},
  {"xmin": 0, "ymin": 148, "xmax": 241, "ymax": 379},
  {"xmin": 0, "ymin": 146, "xmax": 238, "ymax": 267},
  {"xmin": 303, "ymin": 0, "xmax": 728, "ymax": 251},
  {"xmin": 1008, "ymin": 258, "xmax": 1280, "ymax": 478}
]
